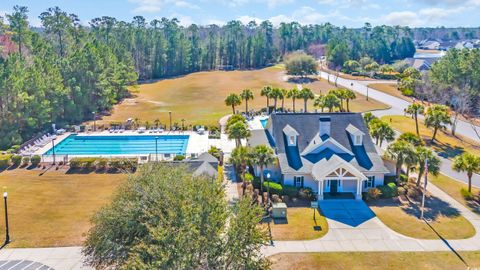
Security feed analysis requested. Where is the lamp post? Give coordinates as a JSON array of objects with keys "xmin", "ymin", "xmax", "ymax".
[
  {"xmin": 92, "ymin": 111, "xmax": 96, "ymax": 132},
  {"xmin": 51, "ymin": 138, "xmax": 56, "ymax": 165},
  {"xmin": 3, "ymin": 187, "xmax": 10, "ymax": 245},
  {"xmin": 266, "ymin": 173, "xmax": 271, "ymax": 203},
  {"xmin": 181, "ymin": 119, "xmax": 185, "ymax": 131},
  {"xmin": 155, "ymin": 136, "xmax": 159, "ymax": 162},
  {"xmin": 169, "ymin": 111, "xmax": 172, "ymax": 131},
  {"xmin": 366, "ymin": 86, "xmax": 369, "ymax": 101},
  {"xmin": 420, "ymin": 158, "xmax": 428, "ymax": 220}
]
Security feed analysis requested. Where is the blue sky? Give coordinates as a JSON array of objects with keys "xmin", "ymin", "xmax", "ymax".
[{"xmin": 1, "ymin": 0, "xmax": 479, "ymax": 28}]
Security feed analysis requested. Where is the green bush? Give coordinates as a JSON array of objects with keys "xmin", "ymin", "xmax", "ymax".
[
  {"xmin": 10, "ymin": 155, "xmax": 22, "ymax": 166},
  {"xmin": 244, "ymin": 173, "xmax": 254, "ymax": 183},
  {"xmin": 69, "ymin": 157, "xmax": 97, "ymax": 170},
  {"xmin": 282, "ymin": 185, "xmax": 299, "ymax": 197},
  {"xmin": 460, "ymin": 188, "xmax": 475, "ymax": 201},
  {"xmin": 31, "ymin": 155, "xmax": 41, "ymax": 166},
  {"xmin": 399, "ymin": 174, "xmax": 408, "ymax": 183},
  {"xmin": 397, "ymin": 186, "xmax": 406, "ymax": 196},
  {"xmin": 0, "ymin": 155, "xmax": 12, "ymax": 169},
  {"xmin": 407, "ymin": 188, "xmax": 419, "ymax": 198},
  {"xmin": 378, "ymin": 183, "xmax": 398, "ymax": 198},
  {"xmin": 174, "ymin": 155, "xmax": 185, "ymax": 161},
  {"xmin": 299, "ymin": 187, "xmax": 314, "ymax": 201},
  {"xmin": 263, "ymin": 181, "xmax": 283, "ymax": 195},
  {"xmin": 108, "ymin": 158, "xmax": 137, "ymax": 172},
  {"xmin": 10, "ymin": 145, "xmax": 21, "ymax": 152},
  {"xmin": 367, "ymin": 188, "xmax": 382, "ymax": 201},
  {"xmin": 384, "ymin": 175, "xmax": 397, "ymax": 185},
  {"xmin": 22, "ymin": 156, "xmax": 30, "ymax": 166},
  {"xmin": 95, "ymin": 158, "xmax": 108, "ymax": 171},
  {"xmin": 69, "ymin": 158, "xmax": 82, "ymax": 169}
]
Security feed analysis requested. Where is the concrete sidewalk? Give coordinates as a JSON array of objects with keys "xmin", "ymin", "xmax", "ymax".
[
  {"xmin": 262, "ymin": 181, "xmax": 480, "ymax": 256},
  {"xmin": 0, "ymin": 247, "xmax": 89, "ymax": 270}
]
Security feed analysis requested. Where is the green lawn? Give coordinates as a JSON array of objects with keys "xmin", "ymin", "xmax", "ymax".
[
  {"xmin": 430, "ymin": 173, "xmax": 480, "ymax": 215},
  {"xmin": 96, "ymin": 67, "xmax": 388, "ymax": 128},
  {"xmin": 368, "ymin": 83, "xmax": 410, "ymax": 102},
  {"xmin": 369, "ymin": 197, "xmax": 475, "ymax": 239},
  {"xmin": 270, "ymin": 251, "xmax": 480, "ymax": 270},
  {"xmin": 269, "ymin": 207, "xmax": 328, "ymax": 241},
  {"xmin": 382, "ymin": 115, "xmax": 480, "ymax": 158},
  {"xmin": 0, "ymin": 168, "xmax": 126, "ymax": 247}
]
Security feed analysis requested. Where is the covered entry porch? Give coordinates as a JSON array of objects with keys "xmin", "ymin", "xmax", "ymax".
[{"xmin": 312, "ymin": 156, "xmax": 367, "ymax": 200}]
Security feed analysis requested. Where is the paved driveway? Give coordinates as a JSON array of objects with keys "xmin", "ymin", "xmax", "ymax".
[{"xmin": 320, "ymin": 200, "xmax": 375, "ymax": 227}]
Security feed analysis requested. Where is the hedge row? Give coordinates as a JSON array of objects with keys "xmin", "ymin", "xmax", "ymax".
[{"xmin": 69, "ymin": 157, "xmax": 137, "ymax": 172}]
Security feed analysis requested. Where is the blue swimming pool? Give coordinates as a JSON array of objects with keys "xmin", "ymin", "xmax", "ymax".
[
  {"xmin": 260, "ymin": 118, "xmax": 268, "ymax": 128},
  {"xmin": 44, "ymin": 134, "xmax": 189, "ymax": 155}
]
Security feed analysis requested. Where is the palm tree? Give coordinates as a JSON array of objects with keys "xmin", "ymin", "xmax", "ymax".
[
  {"xmin": 385, "ymin": 140, "xmax": 416, "ymax": 181},
  {"xmin": 415, "ymin": 146, "xmax": 441, "ymax": 186},
  {"xmin": 322, "ymin": 93, "xmax": 340, "ymax": 112},
  {"xmin": 133, "ymin": 118, "xmax": 140, "ymax": 129},
  {"xmin": 240, "ymin": 89, "xmax": 254, "ymax": 113},
  {"xmin": 343, "ymin": 89, "xmax": 356, "ymax": 112},
  {"xmin": 424, "ymin": 104, "xmax": 451, "ymax": 142},
  {"xmin": 331, "ymin": 89, "xmax": 347, "ymax": 111},
  {"xmin": 280, "ymin": 88, "xmax": 288, "ymax": 111},
  {"xmin": 363, "ymin": 112, "xmax": 376, "ymax": 125},
  {"xmin": 452, "ymin": 152, "xmax": 480, "ymax": 193},
  {"xmin": 225, "ymin": 93, "xmax": 242, "ymax": 114},
  {"xmin": 406, "ymin": 103, "xmax": 424, "ymax": 136},
  {"xmin": 298, "ymin": 88, "xmax": 314, "ymax": 112},
  {"xmin": 398, "ymin": 132, "xmax": 424, "ymax": 147},
  {"xmin": 227, "ymin": 121, "xmax": 251, "ymax": 147},
  {"xmin": 154, "ymin": 118, "xmax": 160, "ymax": 128},
  {"xmin": 369, "ymin": 119, "xmax": 395, "ymax": 147},
  {"xmin": 260, "ymin": 86, "xmax": 272, "ymax": 108},
  {"xmin": 230, "ymin": 146, "xmax": 252, "ymax": 195},
  {"xmin": 287, "ymin": 87, "xmax": 300, "ymax": 112},
  {"xmin": 269, "ymin": 88, "xmax": 283, "ymax": 111},
  {"xmin": 313, "ymin": 95, "xmax": 325, "ymax": 112},
  {"xmin": 251, "ymin": 145, "xmax": 276, "ymax": 200}
]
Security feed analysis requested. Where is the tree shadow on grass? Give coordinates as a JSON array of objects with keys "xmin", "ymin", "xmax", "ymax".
[
  {"xmin": 287, "ymin": 77, "xmax": 318, "ymax": 84},
  {"xmin": 428, "ymin": 140, "xmax": 465, "ymax": 159},
  {"xmin": 401, "ymin": 195, "xmax": 461, "ymax": 221},
  {"xmin": 466, "ymin": 200, "xmax": 480, "ymax": 215}
]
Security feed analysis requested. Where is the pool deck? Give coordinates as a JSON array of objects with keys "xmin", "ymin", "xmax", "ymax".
[
  {"xmin": 33, "ymin": 130, "xmax": 210, "ymax": 158},
  {"xmin": 248, "ymin": 116, "xmax": 269, "ymax": 130}
]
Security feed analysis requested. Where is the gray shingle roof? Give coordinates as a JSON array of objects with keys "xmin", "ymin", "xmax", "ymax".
[{"xmin": 268, "ymin": 113, "xmax": 389, "ymax": 174}]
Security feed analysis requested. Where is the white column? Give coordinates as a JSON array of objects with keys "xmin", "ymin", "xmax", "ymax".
[
  {"xmin": 318, "ymin": 180, "xmax": 324, "ymax": 200},
  {"xmin": 355, "ymin": 179, "xmax": 362, "ymax": 200}
]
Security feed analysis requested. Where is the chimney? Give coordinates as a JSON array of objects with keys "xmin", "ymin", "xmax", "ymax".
[{"xmin": 319, "ymin": 117, "xmax": 331, "ymax": 137}]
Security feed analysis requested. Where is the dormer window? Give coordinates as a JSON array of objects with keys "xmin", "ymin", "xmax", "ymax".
[
  {"xmin": 289, "ymin": 136, "xmax": 296, "ymax": 145},
  {"xmin": 354, "ymin": 135, "xmax": 362, "ymax": 145},
  {"xmin": 283, "ymin": 124, "xmax": 299, "ymax": 147}
]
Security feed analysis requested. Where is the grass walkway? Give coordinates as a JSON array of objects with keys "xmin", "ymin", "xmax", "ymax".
[
  {"xmin": 369, "ymin": 197, "xmax": 475, "ymax": 239},
  {"xmin": 270, "ymin": 207, "xmax": 328, "ymax": 241},
  {"xmin": 0, "ymin": 169, "xmax": 126, "ymax": 247},
  {"xmin": 430, "ymin": 173, "xmax": 480, "ymax": 215},
  {"xmin": 270, "ymin": 251, "xmax": 480, "ymax": 270},
  {"xmin": 381, "ymin": 115, "xmax": 480, "ymax": 158}
]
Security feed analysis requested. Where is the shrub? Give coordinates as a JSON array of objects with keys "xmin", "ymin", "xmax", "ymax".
[
  {"xmin": 299, "ymin": 187, "xmax": 314, "ymax": 201},
  {"xmin": 407, "ymin": 188, "xmax": 419, "ymax": 198},
  {"xmin": 399, "ymin": 174, "xmax": 408, "ymax": 183},
  {"xmin": 378, "ymin": 183, "xmax": 398, "ymax": 198},
  {"xmin": 10, "ymin": 145, "xmax": 21, "ymax": 152},
  {"xmin": 69, "ymin": 158, "xmax": 82, "ymax": 169},
  {"xmin": 244, "ymin": 173, "xmax": 254, "ymax": 184},
  {"xmin": 460, "ymin": 188, "xmax": 475, "ymax": 201},
  {"xmin": 282, "ymin": 185, "xmax": 299, "ymax": 197},
  {"xmin": 10, "ymin": 155, "xmax": 22, "ymax": 166},
  {"xmin": 31, "ymin": 155, "xmax": 41, "ymax": 166},
  {"xmin": 367, "ymin": 188, "xmax": 382, "ymax": 201},
  {"xmin": 0, "ymin": 155, "xmax": 12, "ymax": 169},
  {"xmin": 271, "ymin": 194, "xmax": 282, "ymax": 203},
  {"xmin": 69, "ymin": 157, "xmax": 97, "ymax": 170},
  {"xmin": 95, "ymin": 158, "xmax": 108, "ymax": 171},
  {"xmin": 174, "ymin": 155, "xmax": 185, "ymax": 161},
  {"xmin": 22, "ymin": 156, "xmax": 30, "ymax": 166},
  {"xmin": 397, "ymin": 186, "xmax": 406, "ymax": 196},
  {"xmin": 384, "ymin": 175, "xmax": 397, "ymax": 185},
  {"xmin": 263, "ymin": 181, "xmax": 283, "ymax": 195},
  {"xmin": 108, "ymin": 158, "xmax": 137, "ymax": 172}
]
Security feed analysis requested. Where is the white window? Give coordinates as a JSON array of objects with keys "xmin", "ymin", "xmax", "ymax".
[
  {"xmin": 289, "ymin": 135, "xmax": 296, "ymax": 145},
  {"xmin": 364, "ymin": 176, "xmax": 375, "ymax": 188},
  {"xmin": 354, "ymin": 135, "xmax": 362, "ymax": 145},
  {"xmin": 294, "ymin": 176, "xmax": 304, "ymax": 188}
]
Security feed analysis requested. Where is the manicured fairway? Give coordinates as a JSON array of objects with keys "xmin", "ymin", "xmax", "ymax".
[
  {"xmin": 0, "ymin": 169, "xmax": 126, "ymax": 247},
  {"xmin": 98, "ymin": 66, "xmax": 388, "ymax": 127},
  {"xmin": 270, "ymin": 251, "xmax": 480, "ymax": 270}
]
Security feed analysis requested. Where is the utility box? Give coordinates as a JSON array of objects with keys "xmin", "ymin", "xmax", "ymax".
[{"xmin": 272, "ymin": 203, "xmax": 287, "ymax": 219}]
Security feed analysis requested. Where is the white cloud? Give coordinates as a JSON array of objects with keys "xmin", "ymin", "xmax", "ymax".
[
  {"xmin": 265, "ymin": 0, "xmax": 293, "ymax": 8},
  {"xmin": 237, "ymin": 15, "xmax": 263, "ymax": 24},
  {"xmin": 129, "ymin": 0, "xmax": 199, "ymax": 13},
  {"xmin": 205, "ymin": 19, "xmax": 226, "ymax": 25},
  {"xmin": 381, "ymin": 11, "xmax": 424, "ymax": 26}
]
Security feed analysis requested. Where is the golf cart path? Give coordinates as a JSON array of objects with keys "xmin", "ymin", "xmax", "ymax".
[{"xmin": 319, "ymin": 71, "xmax": 480, "ymax": 143}]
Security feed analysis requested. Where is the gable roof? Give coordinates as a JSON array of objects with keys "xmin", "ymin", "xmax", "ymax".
[
  {"xmin": 346, "ymin": 124, "xmax": 365, "ymax": 135},
  {"xmin": 166, "ymin": 153, "xmax": 219, "ymax": 178},
  {"xmin": 267, "ymin": 113, "xmax": 388, "ymax": 174},
  {"xmin": 283, "ymin": 124, "xmax": 299, "ymax": 137}
]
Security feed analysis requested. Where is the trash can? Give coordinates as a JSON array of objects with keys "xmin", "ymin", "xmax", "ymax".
[{"xmin": 272, "ymin": 203, "xmax": 287, "ymax": 219}]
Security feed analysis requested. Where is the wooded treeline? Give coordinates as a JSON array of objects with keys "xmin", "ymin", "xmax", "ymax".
[{"xmin": 0, "ymin": 6, "xmax": 137, "ymax": 149}]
